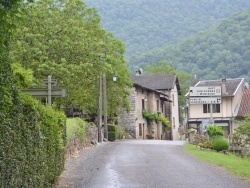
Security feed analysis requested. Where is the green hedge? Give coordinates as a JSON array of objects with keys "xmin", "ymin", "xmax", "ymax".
[
  {"xmin": 0, "ymin": 94, "xmax": 66, "ymax": 187},
  {"xmin": 108, "ymin": 124, "xmax": 118, "ymax": 141}
]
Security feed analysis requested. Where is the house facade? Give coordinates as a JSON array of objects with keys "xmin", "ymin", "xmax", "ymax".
[
  {"xmin": 185, "ymin": 78, "xmax": 245, "ymax": 136},
  {"xmin": 118, "ymin": 74, "xmax": 181, "ymax": 140}
]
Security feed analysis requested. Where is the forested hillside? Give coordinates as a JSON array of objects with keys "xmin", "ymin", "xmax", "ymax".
[
  {"xmin": 129, "ymin": 9, "xmax": 250, "ymax": 81},
  {"xmin": 84, "ymin": 0, "xmax": 250, "ymax": 60}
]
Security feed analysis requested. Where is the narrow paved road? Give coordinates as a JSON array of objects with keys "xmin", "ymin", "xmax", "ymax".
[{"xmin": 56, "ymin": 140, "xmax": 250, "ymax": 188}]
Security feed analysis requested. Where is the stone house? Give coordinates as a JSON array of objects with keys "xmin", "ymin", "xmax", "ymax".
[
  {"xmin": 184, "ymin": 78, "xmax": 247, "ymax": 136},
  {"xmin": 118, "ymin": 74, "xmax": 181, "ymax": 140}
]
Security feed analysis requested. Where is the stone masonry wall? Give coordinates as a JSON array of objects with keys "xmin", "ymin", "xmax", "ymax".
[
  {"xmin": 229, "ymin": 133, "xmax": 250, "ymax": 157},
  {"xmin": 118, "ymin": 87, "xmax": 137, "ymax": 138}
]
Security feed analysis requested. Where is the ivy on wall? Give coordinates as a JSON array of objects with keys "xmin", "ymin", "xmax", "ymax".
[{"xmin": 142, "ymin": 110, "xmax": 170, "ymax": 132}]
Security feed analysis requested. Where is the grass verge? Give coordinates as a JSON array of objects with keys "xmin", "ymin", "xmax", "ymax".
[
  {"xmin": 184, "ymin": 144, "xmax": 250, "ymax": 181},
  {"xmin": 66, "ymin": 118, "xmax": 86, "ymax": 144}
]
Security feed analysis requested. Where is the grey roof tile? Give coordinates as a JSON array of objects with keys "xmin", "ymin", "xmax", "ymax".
[
  {"xmin": 196, "ymin": 78, "xmax": 244, "ymax": 96},
  {"xmin": 130, "ymin": 75, "xmax": 179, "ymax": 90}
]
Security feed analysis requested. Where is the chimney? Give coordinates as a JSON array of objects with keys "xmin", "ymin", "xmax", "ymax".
[
  {"xmin": 222, "ymin": 79, "xmax": 226, "ymax": 94},
  {"xmin": 135, "ymin": 70, "xmax": 139, "ymax": 76},
  {"xmin": 135, "ymin": 68, "xmax": 143, "ymax": 76}
]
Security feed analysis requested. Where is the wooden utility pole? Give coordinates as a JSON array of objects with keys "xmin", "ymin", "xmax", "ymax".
[
  {"xmin": 98, "ymin": 75, "xmax": 103, "ymax": 142},
  {"xmin": 103, "ymin": 73, "xmax": 108, "ymax": 140}
]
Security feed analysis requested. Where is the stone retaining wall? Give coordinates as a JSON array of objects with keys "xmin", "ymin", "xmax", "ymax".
[
  {"xmin": 65, "ymin": 124, "xmax": 98, "ymax": 159},
  {"xmin": 189, "ymin": 133, "xmax": 209, "ymax": 145},
  {"xmin": 229, "ymin": 133, "xmax": 250, "ymax": 157}
]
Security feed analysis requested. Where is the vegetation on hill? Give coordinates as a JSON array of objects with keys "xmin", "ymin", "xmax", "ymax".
[
  {"xmin": 84, "ymin": 0, "xmax": 250, "ymax": 60},
  {"xmin": 130, "ymin": 9, "xmax": 250, "ymax": 81}
]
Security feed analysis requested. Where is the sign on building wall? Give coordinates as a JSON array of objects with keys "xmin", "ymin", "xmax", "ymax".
[
  {"xmin": 189, "ymin": 86, "xmax": 221, "ymax": 97},
  {"xmin": 190, "ymin": 97, "xmax": 221, "ymax": 104}
]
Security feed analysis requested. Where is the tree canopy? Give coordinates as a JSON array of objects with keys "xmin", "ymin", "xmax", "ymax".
[{"xmin": 9, "ymin": 0, "xmax": 131, "ymax": 115}]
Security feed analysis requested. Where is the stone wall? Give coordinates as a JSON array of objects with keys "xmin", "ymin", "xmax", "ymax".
[
  {"xmin": 65, "ymin": 123, "xmax": 98, "ymax": 159},
  {"xmin": 118, "ymin": 87, "xmax": 137, "ymax": 138},
  {"xmin": 229, "ymin": 133, "xmax": 250, "ymax": 157},
  {"xmin": 189, "ymin": 133, "xmax": 209, "ymax": 145}
]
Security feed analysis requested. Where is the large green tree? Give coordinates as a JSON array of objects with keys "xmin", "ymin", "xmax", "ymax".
[{"xmin": 9, "ymin": 0, "xmax": 131, "ymax": 115}]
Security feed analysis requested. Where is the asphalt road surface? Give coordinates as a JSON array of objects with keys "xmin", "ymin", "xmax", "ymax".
[{"xmin": 55, "ymin": 140, "xmax": 250, "ymax": 188}]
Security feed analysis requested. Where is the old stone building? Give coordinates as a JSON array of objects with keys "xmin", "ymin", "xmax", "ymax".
[{"xmin": 118, "ymin": 74, "xmax": 181, "ymax": 140}]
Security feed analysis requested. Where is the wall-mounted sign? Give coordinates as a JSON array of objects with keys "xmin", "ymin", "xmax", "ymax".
[
  {"xmin": 189, "ymin": 86, "xmax": 221, "ymax": 97},
  {"xmin": 190, "ymin": 97, "xmax": 221, "ymax": 104}
]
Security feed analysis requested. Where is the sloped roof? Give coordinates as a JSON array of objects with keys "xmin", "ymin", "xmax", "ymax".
[
  {"xmin": 133, "ymin": 83, "xmax": 171, "ymax": 102},
  {"xmin": 133, "ymin": 83, "xmax": 168, "ymax": 97},
  {"xmin": 130, "ymin": 75, "xmax": 180, "ymax": 92},
  {"xmin": 195, "ymin": 78, "xmax": 244, "ymax": 97},
  {"xmin": 237, "ymin": 87, "xmax": 250, "ymax": 119}
]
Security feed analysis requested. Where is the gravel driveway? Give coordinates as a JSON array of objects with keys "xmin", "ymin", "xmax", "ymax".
[{"xmin": 55, "ymin": 140, "xmax": 250, "ymax": 188}]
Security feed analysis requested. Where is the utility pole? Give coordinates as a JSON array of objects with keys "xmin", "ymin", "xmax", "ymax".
[
  {"xmin": 103, "ymin": 73, "xmax": 108, "ymax": 140},
  {"xmin": 98, "ymin": 75, "xmax": 103, "ymax": 142}
]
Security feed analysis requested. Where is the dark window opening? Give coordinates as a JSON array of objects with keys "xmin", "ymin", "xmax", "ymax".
[
  {"xmin": 203, "ymin": 104, "xmax": 220, "ymax": 113},
  {"xmin": 142, "ymin": 99, "xmax": 145, "ymax": 110},
  {"xmin": 139, "ymin": 123, "xmax": 142, "ymax": 136}
]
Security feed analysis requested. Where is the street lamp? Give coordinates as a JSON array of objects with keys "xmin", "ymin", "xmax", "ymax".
[
  {"xmin": 112, "ymin": 73, "xmax": 117, "ymax": 82},
  {"xmin": 103, "ymin": 73, "xmax": 117, "ymax": 142}
]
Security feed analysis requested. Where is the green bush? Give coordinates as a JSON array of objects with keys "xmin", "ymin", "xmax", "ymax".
[
  {"xmin": 108, "ymin": 124, "xmax": 117, "ymax": 132},
  {"xmin": 236, "ymin": 115, "xmax": 250, "ymax": 143},
  {"xmin": 211, "ymin": 137, "xmax": 229, "ymax": 151},
  {"xmin": 108, "ymin": 124, "xmax": 118, "ymax": 141},
  {"xmin": 207, "ymin": 125, "xmax": 224, "ymax": 137}
]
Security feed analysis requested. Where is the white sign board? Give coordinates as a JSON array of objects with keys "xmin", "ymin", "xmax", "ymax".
[
  {"xmin": 189, "ymin": 86, "xmax": 221, "ymax": 97},
  {"xmin": 190, "ymin": 97, "xmax": 221, "ymax": 104}
]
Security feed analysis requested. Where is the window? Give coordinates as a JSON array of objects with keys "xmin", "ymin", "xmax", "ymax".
[
  {"xmin": 172, "ymin": 94, "xmax": 175, "ymax": 106},
  {"xmin": 142, "ymin": 99, "xmax": 145, "ymax": 110},
  {"xmin": 203, "ymin": 104, "xmax": 220, "ymax": 113},
  {"xmin": 157, "ymin": 100, "xmax": 159, "ymax": 111},
  {"xmin": 213, "ymin": 104, "xmax": 220, "ymax": 113},
  {"xmin": 139, "ymin": 123, "xmax": 142, "ymax": 136},
  {"xmin": 161, "ymin": 101, "xmax": 164, "ymax": 113}
]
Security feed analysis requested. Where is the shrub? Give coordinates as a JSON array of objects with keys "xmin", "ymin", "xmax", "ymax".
[
  {"xmin": 236, "ymin": 115, "xmax": 250, "ymax": 143},
  {"xmin": 207, "ymin": 125, "xmax": 224, "ymax": 137},
  {"xmin": 108, "ymin": 124, "xmax": 118, "ymax": 141},
  {"xmin": 211, "ymin": 137, "xmax": 229, "ymax": 151}
]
